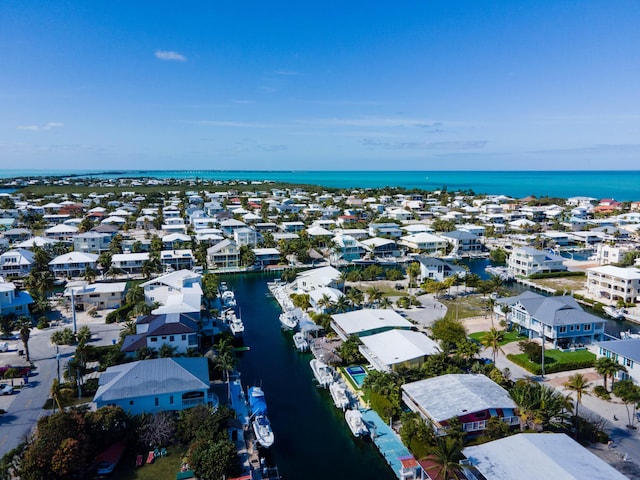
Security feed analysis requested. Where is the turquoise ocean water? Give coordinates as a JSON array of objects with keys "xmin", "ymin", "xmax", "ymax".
[{"xmin": 1, "ymin": 169, "xmax": 640, "ymax": 200}]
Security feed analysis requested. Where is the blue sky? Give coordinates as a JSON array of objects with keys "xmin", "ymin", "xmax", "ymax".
[{"xmin": 1, "ymin": 1, "xmax": 640, "ymax": 170}]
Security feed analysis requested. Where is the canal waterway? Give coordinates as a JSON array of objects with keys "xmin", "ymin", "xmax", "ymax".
[{"xmin": 226, "ymin": 272, "xmax": 395, "ymax": 480}]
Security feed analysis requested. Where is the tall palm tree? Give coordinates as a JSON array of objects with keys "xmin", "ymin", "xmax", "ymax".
[
  {"xmin": 594, "ymin": 356, "xmax": 626, "ymax": 391},
  {"xmin": 379, "ymin": 297, "xmax": 393, "ymax": 309},
  {"xmin": 481, "ymin": 327, "xmax": 506, "ymax": 363},
  {"xmin": 125, "ymin": 284, "xmax": 145, "ymax": 305},
  {"xmin": 406, "ymin": 262, "xmax": 421, "ymax": 290},
  {"xmin": 346, "ymin": 288, "xmax": 364, "ymax": 309},
  {"xmin": 17, "ymin": 317, "xmax": 32, "ymax": 362},
  {"xmin": 564, "ymin": 373, "xmax": 591, "ymax": 439},
  {"xmin": 214, "ymin": 349, "xmax": 236, "ymax": 401},
  {"xmin": 366, "ymin": 286, "xmax": 383, "ymax": 306},
  {"xmin": 426, "ymin": 436, "xmax": 464, "ymax": 480},
  {"xmin": 334, "ymin": 295, "xmax": 351, "ymax": 313},
  {"xmin": 317, "ymin": 293, "xmax": 334, "ymax": 313},
  {"xmin": 158, "ymin": 343, "xmax": 178, "ymax": 358},
  {"xmin": 50, "ymin": 378, "xmax": 74, "ymax": 413}
]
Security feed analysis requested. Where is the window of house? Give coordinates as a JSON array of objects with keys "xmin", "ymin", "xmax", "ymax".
[
  {"xmin": 129, "ymin": 400, "xmax": 134, "ymax": 406},
  {"xmin": 170, "ymin": 336, "xmax": 174, "ymax": 342},
  {"xmin": 155, "ymin": 397, "xmax": 159, "ymax": 406},
  {"xmin": 570, "ymin": 325, "xmax": 575, "ymax": 331},
  {"xmin": 626, "ymin": 359, "xmax": 633, "ymax": 368},
  {"xmin": 150, "ymin": 337, "xmax": 157, "ymax": 342},
  {"xmin": 182, "ymin": 335, "xmax": 186, "ymax": 341},
  {"xmin": 169, "ymin": 395, "xmax": 174, "ymax": 404},
  {"xmin": 584, "ymin": 324, "xmax": 591, "ymax": 331},
  {"xmin": 559, "ymin": 326, "xmax": 567, "ymax": 333}
]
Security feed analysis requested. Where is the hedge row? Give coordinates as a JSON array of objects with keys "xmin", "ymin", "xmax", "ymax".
[
  {"xmin": 528, "ymin": 271, "xmax": 585, "ymax": 279},
  {"xmin": 506, "ymin": 354, "xmax": 594, "ymax": 375}
]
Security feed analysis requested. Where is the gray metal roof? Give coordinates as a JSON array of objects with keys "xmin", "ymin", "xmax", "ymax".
[
  {"xmin": 402, "ymin": 374, "xmax": 516, "ymax": 423},
  {"xmin": 463, "ymin": 433, "xmax": 628, "ymax": 480},
  {"xmin": 94, "ymin": 357, "xmax": 209, "ymax": 403},
  {"xmin": 596, "ymin": 338, "xmax": 640, "ymax": 363}
]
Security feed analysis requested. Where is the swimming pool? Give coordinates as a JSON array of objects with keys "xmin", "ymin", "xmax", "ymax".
[{"xmin": 346, "ymin": 366, "xmax": 368, "ymax": 388}]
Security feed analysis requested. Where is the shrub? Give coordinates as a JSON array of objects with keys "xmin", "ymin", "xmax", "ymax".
[
  {"xmin": 528, "ymin": 271, "xmax": 585, "ymax": 279},
  {"xmin": 593, "ymin": 385, "xmax": 611, "ymax": 400},
  {"xmin": 36, "ymin": 317, "xmax": 50, "ymax": 329},
  {"xmin": 506, "ymin": 354, "xmax": 594, "ymax": 375}
]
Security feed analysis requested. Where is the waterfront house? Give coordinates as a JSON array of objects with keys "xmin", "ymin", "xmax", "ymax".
[
  {"xmin": 0, "ymin": 248, "xmax": 35, "ymax": 278},
  {"xmin": 64, "ymin": 281, "xmax": 127, "ymax": 310},
  {"xmin": 330, "ymin": 233, "xmax": 367, "ymax": 264},
  {"xmin": 0, "ymin": 278, "xmax": 33, "ymax": 317},
  {"xmin": 14, "ymin": 236, "xmax": 59, "ymax": 250},
  {"xmin": 417, "ymin": 256, "xmax": 466, "ymax": 283},
  {"xmin": 586, "ymin": 265, "xmax": 640, "ymax": 304},
  {"xmin": 121, "ymin": 312, "xmax": 200, "ymax": 356},
  {"xmin": 140, "ymin": 269, "xmax": 202, "ymax": 308},
  {"xmin": 73, "ymin": 231, "xmax": 112, "ymax": 253},
  {"xmin": 252, "ymin": 247, "xmax": 280, "ymax": 268},
  {"xmin": 402, "ymin": 374, "xmax": 519, "ymax": 436},
  {"xmin": 93, "ymin": 357, "xmax": 215, "ymax": 416},
  {"xmin": 161, "ymin": 233, "xmax": 191, "ymax": 250},
  {"xmin": 233, "ymin": 227, "xmax": 259, "ymax": 247},
  {"xmin": 308, "ymin": 286, "xmax": 343, "ymax": 314},
  {"xmin": 507, "ymin": 246, "xmax": 567, "ymax": 277},
  {"xmin": 111, "ymin": 252, "xmax": 150, "ymax": 274},
  {"xmin": 295, "ymin": 265, "xmax": 342, "ymax": 293},
  {"xmin": 593, "ymin": 338, "xmax": 640, "ymax": 384},
  {"xmin": 359, "ymin": 330, "xmax": 440, "ymax": 372},
  {"xmin": 496, "ymin": 291, "xmax": 606, "ymax": 348},
  {"xmin": 462, "ymin": 433, "xmax": 627, "ymax": 480},
  {"xmin": 49, "ymin": 251, "xmax": 99, "ymax": 278},
  {"xmin": 399, "ymin": 232, "xmax": 448, "ymax": 254},
  {"xmin": 592, "ymin": 243, "xmax": 636, "ymax": 266},
  {"xmin": 361, "ymin": 237, "xmax": 402, "ymax": 258},
  {"xmin": 330, "ymin": 308, "xmax": 413, "ymax": 340},
  {"xmin": 207, "ymin": 239, "xmax": 241, "ymax": 271},
  {"xmin": 440, "ymin": 230, "xmax": 484, "ymax": 256}
]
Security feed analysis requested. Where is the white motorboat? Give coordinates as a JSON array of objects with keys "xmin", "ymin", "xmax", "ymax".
[
  {"xmin": 279, "ymin": 308, "xmax": 300, "ymax": 330},
  {"xmin": 221, "ymin": 289, "xmax": 237, "ymax": 308},
  {"xmin": 329, "ymin": 381, "xmax": 350, "ymax": 410},
  {"xmin": 621, "ymin": 330, "xmax": 640, "ymax": 340},
  {"xmin": 224, "ymin": 309, "xmax": 245, "ymax": 337},
  {"xmin": 345, "ymin": 409, "xmax": 369, "ymax": 437},
  {"xmin": 310, "ymin": 358, "xmax": 334, "ymax": 388},
  {"xmin": 248, "ymin": 386, "xmax": 275, "ymax": 448},
  {"xmin": 293, "ymin": 332, "xmax": 309, "ymax": 352},
  {"xmin": 603, "ymin": 306, "xmax": 627, "ymax": 320}
]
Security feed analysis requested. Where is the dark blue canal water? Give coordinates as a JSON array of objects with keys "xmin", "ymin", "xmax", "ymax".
[{"xmin": 226, "ymin": 272, "xmax": 395, "ymax": 480}]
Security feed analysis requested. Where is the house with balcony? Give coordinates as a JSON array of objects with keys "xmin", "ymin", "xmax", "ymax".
[
  {"xmin": 361, "ymin": 237, "xmax": 402, "ymax": 258},
  {"xmin": 140, "ymin": 269, "xmax": 202, "ymax": 312},
  {"xmin": 593, "ymin": 338, "xmax": 640, "ymax": 385},
  {"xmin": 121, "ymin": 312, "xmax": 200, "ymax": 356},
  {"xmin": 111, "ymin": 252, "xmax": 150, "ymax": 274},
  {"xmin": 233, "ymin": 227, "xmax": 259, "ymax": 247},
  {"xmin": 330, "ymin": 308, "xmax": 413, "ymax": 341},
  {"xmin": 417, "ymin": 256, "xmax": 466, "ymax": 283},
  {"xmin": 252, "ymin": 247, "xmax": 280, "ymax": 268},
  {"xmin": 49, "ymin": 251, "xmax": 99, "ymax": 278},
  {"xmin": 295, "ymin": 265, "xmax": 342, "ymax": 293},
  {"xmin": 160, "ymin": 249, "xmax": 194, "ymax": 272},
  {"xmin": 330, "ymin": 234, "xmax": 367, "ymax": 264},
  {"xmin": 586, "ymin": 265, "xmax": 640, "ymax": 305},
  {"xmin": 0, "ymin": 278, "xmax": 33, "ymax": 317},
  {"xmin": 507, "ymin": 246, "xmax": 567, "ymax": 277},
  {"xmin": 93, "ymin": 357, "xmax": 216, "ymax": 416},
  {"xmin": 73, "ymin": 231, "xmax": 112, "ymax": 253},
  {"xmin": 399, "ymin": 232, "xmax": 448, "ymax": 254},
  {"xmin": 44, "ymin": 223, "xmax": 78, "ymax": 242},
  {"xmin": 496, "ymin": 291, "xmax": 606, "ymax": 349},
  {"xmin": 207, "ymin": 239, "xmax": 240, "ymax": 271},
  {"xmin": 0, "ymin": 248, "xmax": 35, "ymax": 278},
  {"xmin": 64, "ymin": 281, "xmax": 126, "ymax": 310},
  {"xmin": 402, "ymin": 374, "xmax": 519, "ymax": 436},
  {"xmin": 441, "ymin": 230, "xmax": 484, "ymax": 256}
]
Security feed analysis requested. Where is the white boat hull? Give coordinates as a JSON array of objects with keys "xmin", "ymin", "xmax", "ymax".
[
  {"xmin": 345, "ymin": 409, "xmax": 369, "ymax": 437},
  {"xmin": 252, "ymin": 414, "xmax": 275, "ymax": 448},
  {"xmin": 310, "ymin": 359, "xmax": 334, "ymax": 388},
  {"xmin": 329, "ymin": 381, "xmax": 350, "ymax": 410},
  {"xmin": 293, "ymin": 332, "xmax": 309, "ymax": 352}
]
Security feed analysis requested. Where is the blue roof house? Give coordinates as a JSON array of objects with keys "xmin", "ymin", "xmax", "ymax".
[{"xmin": 93, "ymin": 357, "xmax": 215, "ymax": 415}]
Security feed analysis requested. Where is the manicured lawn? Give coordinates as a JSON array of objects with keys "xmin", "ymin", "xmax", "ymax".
[
  {"xmin": 544, "ymin": 349, "xmax": 595, "ymax": 364},
  {"xmin": 470, "ymin": 330, "xmax": 527, "ymax": 346},
  {"xmin": 508, "ymin": 349, "xmax": 596, "ymax": 374},
  {"xmin": 116, "ymin": 445, "xmax": 188, "ymax": 480}
]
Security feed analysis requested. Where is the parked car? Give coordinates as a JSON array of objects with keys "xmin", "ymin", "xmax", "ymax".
[
  {"xmin": 0, "ymin": 342, "xmax": 8, "ymax": 352},
  {"xmin": 0, "ymin": 384, "xmax": 14, "ymax": 395}
]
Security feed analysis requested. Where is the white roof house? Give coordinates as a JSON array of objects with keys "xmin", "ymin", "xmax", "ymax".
[
  {"xmin": 359, "ymin": 329, "xmax": 440, "ymax": 372},
  {"xmin": 140, "ymin": 269, "xmax": 202, "ymax": 308},
  {"xmin": 462, "ymin": 433, "xmax": 627, "ymax": 480},
  {"xmin": 49, "ymin": 251, "xmax": 99, "ymax": 278},
  {"xmin": 330, "ymin": 308, "xmax": 413, "ymax": 340},
  {"xmin": 295, "ymin": 265, "xmax": 342, "ymax": 292}
]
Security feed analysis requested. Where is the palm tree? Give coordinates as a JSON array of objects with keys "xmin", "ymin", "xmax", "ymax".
[
  {"xmin": 481, "ymin": 327, "xmax": 506, "ymax": 363},
  {"xmin": 334, "ymin": 295, "xmax": 351, "ymax": 313},
  {"xmin": 125, "ymin": 284, "xmax": 145, "ymax": 305},
  {"xmin": 158, "ymin": 343, "xmax": 178, "ymax": 358},
  {"xmin": 485, "ymin": 297, "xmax": 496, "ymax": 323},
  {"xmin": 119, "ymin": 320, "xmax": 137, "ymax": 342},
  {"xmin": 346, "ymin": 288, "xmax": 364, "ymax": 309},
  {"xmin": 379, "ymin": 297, "xmax": 393, "ymax": 309},
  {"xmin": 214, "ymin": 349, "xmax": 236, "ymax": 401},
  {"xmin": 564, "ymin": 373, "xmax": 591, "ymax": 439},
  {"xmin": 366, "ymin": 286, "xmax": 383, "ymax": 306},
  {"xmin": 17, "ymin": 317, "xmax": 32, "ymax": 362},
  {"xmin": 499, "ymin": 303, "xmax": 511, "ymax": 328},
  {"xmin": 594, "ymin": 357, "xmax": 626, "ymax": 391},
  {"xmin": 50, "ymin": 378, "xmax": 74, "ymax": 413},
  {"xmin": 406, "ymin": 262, "xmax": 421, "ymax": 290},
  {"xmin": 317, "ymin": 293, "xmax": 334, "ymax": 313},
  {"xmin": 426, "ymin": 436, "xmax": 464, "ymax": 480}
]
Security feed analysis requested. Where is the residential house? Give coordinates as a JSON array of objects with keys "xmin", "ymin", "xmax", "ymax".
[
  {"xmin": 252, "ymin": 248, "xmax": 280, "ymax": 268},
  {"xmin": 73, "ymin": 231, "xmax": 112, "ymax": 253},
  {"xmin": 402, "ymin": 374, "xmax": 519, "ymax": 436},
  {"xmin": 507, "ymin": 246, "xmax": 567, "ymax": 277},
  {"xmin": 330, "ymin": 309, "xmax": 413, "ymax": 341},
  {"xmin": 497, "ymin": 291, "xmax": 606, "ymax": 348},
  {"xmin": 49, "ymin": 251, "xmax": 99, "ymax": 278},
  {"xmin": 121, "ymin": 312, "xmax": 200, "ymax": 356},
  {"xmin": 593, "ymin": 338, "xmax": 640, "ymax": 385},
  {"xmin": 111, "ymin": 252, "xmax": 150, "ymax": 274},
  {"xmin": 440, "ymin": 230, "xmax": 484, "ymax": 255},
  {"xmin": 399, "ymin": 232, "xmax": 448, "ymax": 254},
  {"xmin": 330, "ymin": 234, "xmax": 366, "ymax": 264},
  {"xmin": 359, "ymin": 330, "xmax": 440, "ymax": 372},
  {"xmin": 160, "ymin": 249, "xmax": 195, "ymax": 272},
  {"xmin": 462, "ymin": 433, "xmax": 627, "ymax": 480},
  {"xmin": 234, "ymin": 227, "xmax": 259, "ymax": 247},
  {"xmin": 162, "ymin": 233, "xmax": 191, "ymax": 250},
  {"xmin": 140, "ymin": 269, "xmax": 202, "ymax": 312},
  {"xmin": 0, "ymin": 249, "xmax": 35, "ymax": 278},
  {"xmin": 207, "ymin": 239, "xmax": 240, "ymax": 271},
  {"xmin": 44, "ymin": 224, "xmax": 78, "ymax": 242},
  {"xmin": 592, "ymin": 243, "xmax": 636, "ymax": 266},
  {"xmin": 2, "ymin": 228, "xmax": 31, "ymax": 244},
  {"xmin": 361, "ymin": 237, "xmax": 402, "ymax": 258},
  {"xmin": 93, "ymin": 357, "xmax": 215, "ymax": 416},
  {"xmin": 295, "ymin": 265, "xmax": 342, "ymax": 293},
  {"xmin": 0, "ymin": 278, "xmax": 33, "ymax": 317},
  {"xmin": 586, "ymin": 265, "xmax": 640, "ymax": 304},
  {"xmin": 64, "ymin": 281, "xmax": 127, "ymax": 310},
  {"xmin": 416, "ymin": 256, "xmax": 466, "ymax": 282}
]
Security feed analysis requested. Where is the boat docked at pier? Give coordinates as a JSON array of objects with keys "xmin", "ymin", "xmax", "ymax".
[
  {"xmin": 329, "ymin": 381, "xmax": 350, "ymax": 410},
  {"xmin": 248, "ymin": 386, "xmax": 275, "ymax": 448},
  {"xmin": 220, "ymin": 282, "xmax": 237, "ymax": 308},
  {"xmin": 223, "ymin": 308, "xmax": 245, "ymax": 337},
  {"xmin": 603, "ymin": 305, "xmax": 627, "ymax": 320},
  {"xmin": 293, "ymin": 332, "xmax": 309, "ymax": 352},
  {"xmin": 345, "ymin": 409, "xmax": 369, "ymax": 437},
  {"xmin": 310, "ymin": 358, "xmax": 334, "ymax": 388},
  {"xmin": 279, "ymin": 307, "xmax": 301, "ymax": 330}
]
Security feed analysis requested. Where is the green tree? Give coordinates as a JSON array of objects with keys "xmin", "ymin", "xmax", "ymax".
[
  {"xmin": 594, "ymin": 356, "xmax": 626, "ymax": 391},
  {"xmin": 17, "ymin": 316, "xmax": 32, "ymax": 362},
  {"xmin": 202, "ymin": 273, "xmax": 219, "ymax": 309},
  {"xmin": 481, "ymin": 328, "xmax": 506, "ymax": 363},
  {"xmin": 406, "ymin": 261, "xmax": 421, "ymax": 289},
  {"xmin": 188, "ymin": 438, "xmax": 238, "ymax": 480},
  {"xmin": 336, "ymin": 335, "xmax": 365, "ymax": 365},
  {"xmin": 366, "ymin": 286, "xmax": 383, "ymax": 306},
  {"xmin": 612, "ymin": 380, "xmax": 640, "ymax": 429},
  {"xmin": 429, "ymin": 317, "xmax": 467, "ymax": 353},
  {"xmin": 426, "ymin": 436, "xmax": 464, "ymax": 480},
  {"xmin": 158, "ymin": 343, "xmax": 178, "ymax": 358},
  {"xmin": 564, "ymin": 373, "xmax": 591, "ymax": 439}
]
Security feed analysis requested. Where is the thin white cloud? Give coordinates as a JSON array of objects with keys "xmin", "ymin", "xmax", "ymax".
[
  {"xmin": 190, "ymin": 120, "xmax": 283, "ymax": 128},
  {"xmin": 296, "ymin": 117, "xmax": 452, "ymax": 128},
  {"xmin": 155, "ymin": 50, "xmax": 187, "ymax": 62},
  {"xmin": 17, "ymin": 122, "xmax": 64, "ymax": 131},
  {"xmin": 363, "ymin": 138, "xmax": 487, "ymax": 150}
]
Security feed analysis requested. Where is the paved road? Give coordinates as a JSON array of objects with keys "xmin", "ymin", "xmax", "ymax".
[{"xmin": 0, "ymin": 311, "xmax": 122, "ymax": 458}]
